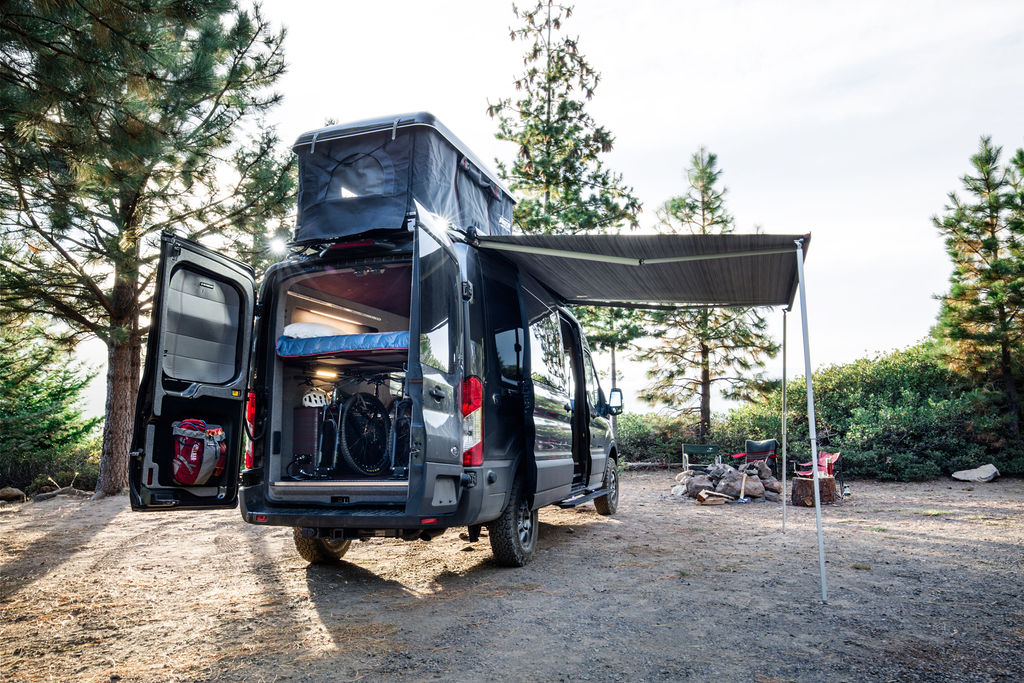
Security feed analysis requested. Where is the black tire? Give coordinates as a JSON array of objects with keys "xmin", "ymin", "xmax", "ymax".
[
  {"xmin": 488, "ymin": 477, "xmax": 538, "ymax": 567},
  {"xmin": 340, "ymin": 392, "xmax": 390, "ymax": 476},
  {"xmin": 292, "ymin": 527, "xmax": 352, "ymax": 564},
  {"xmin": 594, "ymin": 458, "xmax": 619, "ymax": 516}
]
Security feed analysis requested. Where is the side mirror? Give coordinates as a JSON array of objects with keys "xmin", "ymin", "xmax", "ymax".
[{"xmin": 607, "ymin": 388, "xmax": 623, "ymax": 416}]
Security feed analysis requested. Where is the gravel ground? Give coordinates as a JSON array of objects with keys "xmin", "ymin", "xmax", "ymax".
[{"xmin": 1, "ymin": 471, "xmax": 1022, "ymax": 682}]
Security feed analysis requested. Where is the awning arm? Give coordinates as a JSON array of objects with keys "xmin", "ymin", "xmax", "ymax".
[{"xmin": 475, "ymin": 239, "xmax": 796, "ymax": 266}]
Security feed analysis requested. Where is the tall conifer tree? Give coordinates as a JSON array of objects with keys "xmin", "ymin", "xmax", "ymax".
[
  {"xmin": 0, "ymin": 1, "xmax": 294, "ymax": 495},
  {"xmin": 487, "ymin": 1, "xmax": 640, "ymax": 234},
  {"xmin": 934, "ymin": 136, "xmax": 1024, "ymax": 441},
  {"xmin": 639, "ymin": 148, "xmax": 778, "ymax": 442},
  {"xmin": 488, "ymin": 1, "xmax": 643, "ymax": 414}
]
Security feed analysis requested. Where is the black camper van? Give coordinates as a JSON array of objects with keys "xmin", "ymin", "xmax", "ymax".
[{"xmin": 129, "ymin": 113, "xmax": 623, "ymax": 567}]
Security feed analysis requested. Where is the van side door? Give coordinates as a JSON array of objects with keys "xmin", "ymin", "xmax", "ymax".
[
  {"xmin": 521, "ymin": 276, "xmax": 574, "ymax": 506},
  {"xmin": 582, "ymin": 344, "xmax": 612, "ymax": 488},
  {"xmin": 129, "ymin": 233, "xmax": 255, "ymax": 510}
]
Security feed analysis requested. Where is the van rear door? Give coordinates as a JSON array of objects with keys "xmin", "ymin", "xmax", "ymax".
[{"xmin": 129, "ymin": 233, "xmax": 255, "ymax": 510}]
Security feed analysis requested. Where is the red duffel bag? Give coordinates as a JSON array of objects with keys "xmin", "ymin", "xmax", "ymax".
[{"xmin": 171, "ymin": 419, "xmax": 227, "ymax": 485}]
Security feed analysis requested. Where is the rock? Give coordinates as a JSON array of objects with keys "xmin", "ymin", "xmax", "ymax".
[
  {"xmin": 754, "ymin": 461, "xmax": 773, "ymax": 480},
  {"xmin": 742, "ymin": 475, "xmax": 765, "ymax": 498},
  {"xmin": 762, "ymin": 476, "xmax": 783, "ymax": 493},
  {"xmin": 952, "ymin": 464, "xmax": 1000, "ymax": 482},
  {"xmin": 671, "ymin": 484, "xmax": 686, "ymax": 497},
  {"xmin": 716, "ymin": 471, "xmax": 765, "ymax": 498},
  {"xmin": 764, "ymin": 491, "xmax": 781, "ymax": 502},
  {"xmin": 674, "ymin": 470, "xmax": 696, "ymax": 483},
  {"xmin": 715, "ymin": 470, "xmax": 744, "ymax": 498},
  {"xmin": 686, "ymin": 475, "xmax": 715, "ymax": 498},
  {"xmin": 0, "ymin": 487, "xmax": 26, "ymax": 502}
]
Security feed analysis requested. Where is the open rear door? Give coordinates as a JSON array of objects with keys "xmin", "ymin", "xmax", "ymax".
[{"xmin": 129, "ymin": 233, "xmax": 255, "ymax": 510}]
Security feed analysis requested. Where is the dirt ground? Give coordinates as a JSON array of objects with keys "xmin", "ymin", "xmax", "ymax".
[{"xmin": 1, "ymin": 471, "xmax": 1022, "ymax": 682}]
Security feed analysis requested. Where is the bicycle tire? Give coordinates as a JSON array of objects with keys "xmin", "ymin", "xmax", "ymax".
[{"xmin": 339, "ymin": 392, "xmax": 391, "ymax": 476}]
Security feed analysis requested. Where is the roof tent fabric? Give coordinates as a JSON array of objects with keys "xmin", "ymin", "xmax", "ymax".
[
  {"xmin": 474, "ymin": 233, "xmax": 810, "ymax": 308},
  {"xmin": 292, "ymin": 113, "xmax": 515, "ymax": 243}
]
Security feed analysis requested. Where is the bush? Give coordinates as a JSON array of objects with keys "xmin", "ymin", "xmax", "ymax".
[
  {"xmin": 23, "ymin": 438, "xmax": 102, "ymax": 493},
  {"xmin": 712, "ymin": 344, "xmax": 1022, "ymax": 481},
  {"xmin": 616, "ymin": 413, "xmax": 697, "ymax": 463},
  {"xmin": 0, "ymin": 320, "xmax": 102, "ymax": 491}
]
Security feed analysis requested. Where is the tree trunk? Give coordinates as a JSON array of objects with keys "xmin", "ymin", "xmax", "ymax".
[
  {"xmin": 699, "ymin": 342, "xmax": 710, "ymax": 443},
  {"xmin": 94, "ymin": 245, "xmax": 142, "ymax": 497},
  {"xmin": 95, "ymin": 337, "xmax": 137, "ymax": 495},
  {"xmin": 791, "ymin": 475, "xmax": 838, "ymax": 506},
  {"xmin": 1000, "ymin": 341, "xmax": 1021, "ymax": 442}
]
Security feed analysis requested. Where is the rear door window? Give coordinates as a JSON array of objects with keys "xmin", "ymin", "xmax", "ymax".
[{"xmin": 418, "ymin": 229, "xmax": 458, "ymax": 373}]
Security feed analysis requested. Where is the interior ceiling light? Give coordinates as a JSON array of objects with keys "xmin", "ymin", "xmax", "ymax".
[{"xmin": 288, "ymin": 291, "xmax": 382, "ymax": 322}]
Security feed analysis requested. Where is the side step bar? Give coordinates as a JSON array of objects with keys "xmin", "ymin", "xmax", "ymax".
[{"xmin": 556, "ymin": 487, "xmax": 611, "ymax": 509}]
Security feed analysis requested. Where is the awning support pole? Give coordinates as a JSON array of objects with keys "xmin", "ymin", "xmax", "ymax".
[
  {"xmin": 782, "ymin": 309, "xmax": 788, "ymax": 534},
  {"xmin": 794, "ymin": 239, "xmax": 828, "ymax": 604}
]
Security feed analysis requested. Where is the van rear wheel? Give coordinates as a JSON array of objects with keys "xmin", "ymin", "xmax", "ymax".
[
  {"xmin": 488, "ymin": 478, "xmax": 537, "ymax": 567},
  {"xmin": 292, "ymin": 527, "xmax": 352, "ymax": 563}
]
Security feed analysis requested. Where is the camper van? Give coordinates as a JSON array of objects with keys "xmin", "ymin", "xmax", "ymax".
[{"xmin": 129, "ymin": 113, "xmax": 622, "ymax": 567}]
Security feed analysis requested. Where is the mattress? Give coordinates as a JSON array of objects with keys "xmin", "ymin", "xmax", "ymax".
[{"xmin": 276, "ymin": 331, "xmax": 410, "ymax": 359}]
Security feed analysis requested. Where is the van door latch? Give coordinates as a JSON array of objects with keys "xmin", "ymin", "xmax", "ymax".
[{"xmin": 461, "ymin": 281, "xmax": 474, "ymax": 302}]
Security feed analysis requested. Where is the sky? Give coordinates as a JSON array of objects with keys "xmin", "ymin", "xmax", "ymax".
[{"xmin": 77, "ymin": 0, "xmax": 1024, "ymax": 416}]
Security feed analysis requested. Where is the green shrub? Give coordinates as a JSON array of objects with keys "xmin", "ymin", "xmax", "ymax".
[
  {"xmin": 616, "ymin": 412, "xmax": 697, "ymax": 463},
  {"xmin": 711, "ymin": 344, "xmax": 1021, "ymax": 481},
  {"xmin": 0, "ymin": 321, "xmax": 102, "ymax": 491}
]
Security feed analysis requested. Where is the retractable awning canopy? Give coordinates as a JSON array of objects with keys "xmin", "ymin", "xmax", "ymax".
[{"xmin": 474, "ymin": 232, "xmax": 811, "ymax": 308}]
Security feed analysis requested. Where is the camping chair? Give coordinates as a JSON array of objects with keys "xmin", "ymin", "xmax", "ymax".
[
  {"xmin": 794, "ymin": 451, "xmax": 843, "ymax": 491},
  {"xmin": 729, "ymin": 439, "xmax": 779, "ymax": 476},
  {"xmin": 682, "ymin": 443, "xmax": 721, "ymax": 472}
]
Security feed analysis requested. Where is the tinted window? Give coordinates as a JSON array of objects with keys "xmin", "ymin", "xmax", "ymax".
[
  {"xmin": 419, "ymin": 230, "xmax": 457, "ymax": 372},
  {"xmin": 583, "ymin": 348, "xmax": 602, "ymax": 410},
  {"xmin": 528, "ymin": 310, "xmax": 565, "ymax": 389},
  {"xmin": 486, "ymin": 279, "xmax": 524, "ymax": 385}
]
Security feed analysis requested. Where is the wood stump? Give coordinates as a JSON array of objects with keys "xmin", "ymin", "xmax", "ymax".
[{"xmin": 790, "ymin": 476, "xmax": 838, "ymax": 506}]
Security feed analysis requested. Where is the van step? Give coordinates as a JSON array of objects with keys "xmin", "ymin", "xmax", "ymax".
[{"xmin": 556, "ymin": 488, "xmax": 610, "ymax": 509}]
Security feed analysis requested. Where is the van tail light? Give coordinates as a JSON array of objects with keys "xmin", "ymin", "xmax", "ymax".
[
  {"xmin": 244, "ymin": 389, "xmax": 256, "ymax": 469},
  {"xmin": 461, "ymin": 376, "xmax": 483, "ymax": 467}
]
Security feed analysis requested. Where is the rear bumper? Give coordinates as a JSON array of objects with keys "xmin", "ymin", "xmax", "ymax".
[{"xmin": 238, "ymin": 459, "xmax": 513, "ymax": 531}]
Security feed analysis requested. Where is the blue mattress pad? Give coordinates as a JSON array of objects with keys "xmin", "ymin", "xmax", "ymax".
[{"xmin": 276, "ymin": 331, "xmax": 410, "ymax": 359}]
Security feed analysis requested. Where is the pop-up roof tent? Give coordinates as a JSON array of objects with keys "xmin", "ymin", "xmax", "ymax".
[
  {"xmin": 290, "ymin": 113, "xmax": 830, "ymax": 602},
  {"xmin": 292, "ymin": 113, "xmax": 515, "ymax": 243}
]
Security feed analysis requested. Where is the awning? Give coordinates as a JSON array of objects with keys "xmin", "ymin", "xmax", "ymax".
[
  {"xmin": 476, "ymin": 229, "xmax": 829, "ymax": 603},
  {"xmin": 473, "ymin": 233, "xmax": 810, "ymax": 308}
]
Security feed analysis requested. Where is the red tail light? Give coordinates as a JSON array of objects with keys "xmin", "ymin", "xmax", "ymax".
[
  {"xmin": 461, "ymin": 376, "xmax": 484, "ymax": 467},
  {"xmin": 244, "ymin": 389, "xmax": 256, "ymax": 469}
]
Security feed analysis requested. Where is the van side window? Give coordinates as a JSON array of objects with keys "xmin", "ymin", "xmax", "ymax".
[
  {"xmin": 528, "ymin": 310, "xmax": 565, "ymax": 389},
  {"xmin": 486, "ymin": 279, "xmax": 524, "ymax": 386},
  {"xmin": 419, "ymin": 230, "xmax": 457, "ymax": 373}
]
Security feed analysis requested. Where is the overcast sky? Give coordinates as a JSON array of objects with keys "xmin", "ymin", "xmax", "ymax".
[{"xmin": 79, "ymin": 0, "xmax": 1024, "ymax": 414}]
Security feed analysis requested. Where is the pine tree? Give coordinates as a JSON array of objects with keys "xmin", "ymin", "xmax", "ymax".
[
  {"xmin": 934, "ymin": 136, "xmax": 1024, "ymax": 441},
  {"xmin": 0, "ymin": 1, "xmax": 295, "ymax": 495},
  {"xmin": 487, "ymin": 1, "xmax": 641, "ymax": 235},
  {"xmin": 639, "ymin": 148, "xmax": 779, "ymax": 442},
  {"xmin": 488, "ymin": 1, "xmax": 644, "ymax": 417}
]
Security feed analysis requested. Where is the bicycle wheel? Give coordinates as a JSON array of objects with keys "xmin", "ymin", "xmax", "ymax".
[{"xmin": 339, "ymin": 392, "xmax": 391, "ymax": 475}]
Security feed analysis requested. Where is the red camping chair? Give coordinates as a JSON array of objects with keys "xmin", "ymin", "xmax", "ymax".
[
  {"xmin": 729, "ymin": 439, "xmax": 779, "ymax": 476},
  {"xmin": 794, "ymin": 451, "xmax": 843, "ymax": 490}
]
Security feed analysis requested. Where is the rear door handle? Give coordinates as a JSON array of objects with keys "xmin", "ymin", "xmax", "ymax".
[{"xmin": 429, "ymin": 386, "xmax": 445, "ymax": 401}]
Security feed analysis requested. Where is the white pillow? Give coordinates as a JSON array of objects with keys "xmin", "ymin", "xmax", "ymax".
[{"xmin": 283, "ymin": 322, "xmax": 345, "ymax": 338}]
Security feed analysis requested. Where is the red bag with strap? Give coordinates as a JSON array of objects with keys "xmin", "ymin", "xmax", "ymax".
[{"xmin": 172, "ymin": 419, "xmax": 227, "ymax": 485}]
